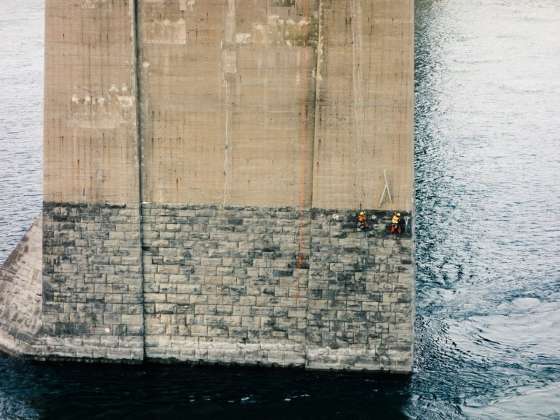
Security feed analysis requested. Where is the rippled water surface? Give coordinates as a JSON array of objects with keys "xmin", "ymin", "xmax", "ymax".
[
  {"xmin": 0, "ymin": 0, "xmax": 42, "ymax": 258},
  {"xmin": 1, "ymin": 0, "xmax": 560, "ymax": 418}
]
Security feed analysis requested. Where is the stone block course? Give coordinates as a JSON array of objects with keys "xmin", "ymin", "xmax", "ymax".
[
  {"xmin": 1, "ymin": 203, "xmax": 413, "ymax": 372},
  {"xmin": 40, "ymin": 203, "xmax": 144, "ymax": 360},
  {"xmin": 141, "ymin": 203, "xmax": 413, "ymax": 372}
]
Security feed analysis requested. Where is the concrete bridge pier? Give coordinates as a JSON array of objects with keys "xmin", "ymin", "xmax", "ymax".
[{"xmin": 0, "ymin": 0, "xmax": 415, "ymax": 373}]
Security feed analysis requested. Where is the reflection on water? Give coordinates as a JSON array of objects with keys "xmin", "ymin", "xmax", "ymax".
[{"xmin": 1, "ymin": 0, "xmax": 559, "ymax": 418}]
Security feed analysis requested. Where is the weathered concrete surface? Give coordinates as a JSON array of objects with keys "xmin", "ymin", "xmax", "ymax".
[
  {"xmin": 0, "ymin": 0, "xmax": 415, "ymax": 372},
  {"xmin": 43, "ymin": 0, "xmax": 139, "ymax": 204},
  {"xmin": 138, "ymin": 0, "xmax": 319, "ymax": 207},
  {"xmin": 136, "ymin": 0, "xmax": 413, "ymax": 210},
  {"xmin": 43, "ymin": 0, "xmax": 413, "ymax": 211},
  {"xmin": 0, "ymin": 219, "xmax": 42, "ymax": 356},
  {"xmin": 313, "ymin": 0, "xmax": 414, "ymax": 211}
]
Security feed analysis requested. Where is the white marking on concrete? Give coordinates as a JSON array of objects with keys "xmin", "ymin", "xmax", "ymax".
[
  {"xmin": 117, "ymin": 95, "xmax": 135, "ymax": 108},
  {"xmin": 235, "ymin": 33, "xmax": 251, "ymax": 45},
  {"xmin": 81, "ymin": 0, "xmax": 108, "ymax": 9},
  {"xmin": 144, "ymin": 18, "xmax": 187, "ymax": 45}
]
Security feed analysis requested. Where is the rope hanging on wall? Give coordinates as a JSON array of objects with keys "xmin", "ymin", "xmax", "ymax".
[{"xmin": 378, "ymin": 169, "xmax": 393, "ymax": 207}]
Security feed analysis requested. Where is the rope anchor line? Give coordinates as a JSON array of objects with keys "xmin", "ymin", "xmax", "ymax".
[{"xmin": 378, "ymin": 169, "xmax": 393, "ymax": 207}]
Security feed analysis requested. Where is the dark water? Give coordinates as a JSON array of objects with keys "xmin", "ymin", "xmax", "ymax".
[{"xmin": 1, "ymin": 0, "xmax": 560, "ymax": 418}]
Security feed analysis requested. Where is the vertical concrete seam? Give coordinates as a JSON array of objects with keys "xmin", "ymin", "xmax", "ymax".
[
  {"xmin": 295, "ymin": 0, "xmax": 314, "ymax": 273},
  {"xmin": 351, "ymin": 0, "xmax": 365, "ymax": 208},
  {"xmin": 304, "ymin": 0, "xmax": 323, "ymax": 367},
  {"xmin": 310, "ymin": 0, "xmax": 323, "ymax": 210},
  {"xmin": 222, "ymin": 0, "xmax": 237, "ymax": 206},
  {"xmin": 131, "ymin": 0, "xmax": 146, "ymax": 361}
]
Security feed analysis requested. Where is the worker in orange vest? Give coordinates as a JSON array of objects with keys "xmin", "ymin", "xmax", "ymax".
[{"xmin": 357, "ymin": 211, "xmax": 368, "ymax": 230}]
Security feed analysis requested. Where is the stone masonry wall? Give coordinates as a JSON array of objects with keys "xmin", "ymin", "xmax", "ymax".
[
  {"xmin": 2, "ymin": 203, "xmax": 414, "ymax": 371},
  {"xmin": 142, "ymin": 204, "xmax": 310, "ymax": 366},
  {"xmin": 41, "ymin": 203, "xmax": 143, "ymax": 361},
  {"xmin": 0, "ymin": 219, "xmax": 42, "ymax": 355},
  {"xmin": 307, "ymin": 210, "xmax": 414, "ymax": 372},
  {"xmin": 141, "ymin": 204, "xmax": 414, "ymax": 372}
]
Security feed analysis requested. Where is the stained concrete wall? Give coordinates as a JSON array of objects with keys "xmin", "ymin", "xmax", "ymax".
[
  {"xmin": 138, "ymin": 0, "xmax": 319, "ymax": 208},
  {"xmin": 312, "ymin": 0, "xmax": 414, "ymax": 210},
  {"xmin": 43, "ymin": 0, "xmax": 413, "ymax": 211},
  {"xmin": 137, "ymin": 0, "xmax": 413, "ymax": 210},
  {"xmin": 43, "ymin": 0, "xmax": 139, "ymax": 204},
  {"xmin": 0, "ymin": 0, "xmax": 415, "ymax": 372}
]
